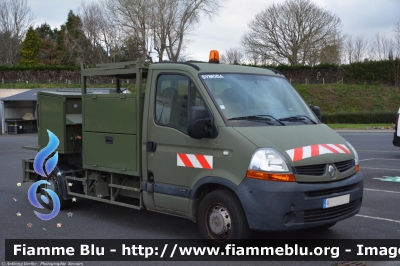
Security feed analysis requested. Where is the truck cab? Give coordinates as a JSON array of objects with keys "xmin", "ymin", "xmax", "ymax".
[{"xmin": 23, "ymin": 52, "xmax": 363, "ymax": 243}]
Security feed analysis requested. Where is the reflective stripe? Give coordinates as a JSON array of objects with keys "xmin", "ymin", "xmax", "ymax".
[
  {"xmin": 286, "ymin": 144, "xmax": 351, "ymax": 162},
  {"xmin": 177, "ymin": 153, "xmax": 213, "ymax": 169},
  {"xmin": 177, "ymin": 153, "xmax": 194, "ymax": 168}
]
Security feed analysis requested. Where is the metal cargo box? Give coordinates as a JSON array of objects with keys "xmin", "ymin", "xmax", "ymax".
[
  {"xmin": 82, "ymin": 93, "xmax": 144, "ymax": 176},
  {"xmin": 37, "ymin": 91, "xmax": 82, "ymax": 154}
]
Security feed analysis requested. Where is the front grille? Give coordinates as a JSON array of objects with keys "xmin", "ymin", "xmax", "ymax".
[
  {"xmin": 334, "ymin": 160, "xmax": 355, "ymax": 172},
  {"xmin": 304, "ymin": 201, "xmax": 356, "ymax": 223},
  {"xmin": 305, "ymin": 184, "xmax": 358, "ymax": 197},
  {"xmin": 294, "ymin": 164, "xmax": 326, "ymax": 176},
  {"xmin": 294, "ymin": 160, "xmax": 355, "ymax": 176}
]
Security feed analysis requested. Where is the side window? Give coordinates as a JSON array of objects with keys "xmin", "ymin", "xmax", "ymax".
[{"xmin": 155, "ymin": 74, "xmax": 204, "ymax": 134}]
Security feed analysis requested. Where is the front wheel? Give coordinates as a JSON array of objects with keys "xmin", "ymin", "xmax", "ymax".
[{"xmin": 197, "ymin": 190, "xmax": 251, "ymax": 244}]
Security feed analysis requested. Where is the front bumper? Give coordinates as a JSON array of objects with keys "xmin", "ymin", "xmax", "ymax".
[{"xmin": 235, "ymin": 171, "xmax": 363, "ymax": 231}]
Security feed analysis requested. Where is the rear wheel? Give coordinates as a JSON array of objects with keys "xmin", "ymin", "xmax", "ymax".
[
  {"xmin": 198, "ymin": 190, "xmax": 250, "ymax": 244},
  {"xmin": 40, "ymin": 168, "xmax": 71, "ymax": 210}
]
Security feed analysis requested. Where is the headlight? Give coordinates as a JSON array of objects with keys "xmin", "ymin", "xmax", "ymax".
[
  {"xmin": 247, "ymin": 148, "xmax": 295, "ymax": 182},
  {"xmin": 346, "ymin": 141, "xmax": 359, "ymax": 172}
]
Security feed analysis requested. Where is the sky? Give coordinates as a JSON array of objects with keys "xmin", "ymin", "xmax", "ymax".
[{"xmin": 28, "ymin": 0, "xmax": 400, "ymax": 62}]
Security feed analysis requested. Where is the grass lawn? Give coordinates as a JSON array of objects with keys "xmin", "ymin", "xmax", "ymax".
[{"xmin": 327, "ymin": 124, "xmax": 394, "ymax": 130}]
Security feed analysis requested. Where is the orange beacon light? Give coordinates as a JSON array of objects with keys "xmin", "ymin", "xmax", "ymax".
[{"xmin": 209, "ymin": 50, "xmax": 220, "ymax": 63}]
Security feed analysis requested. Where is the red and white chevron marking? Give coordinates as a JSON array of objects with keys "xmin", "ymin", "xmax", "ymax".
[
  {"xmin": 177, "ymin": 153, "xmax": 213, "ymax": 169},
  {"xmin": 286, "ymin": 144, "xmax": 350, "ymax": 162}
]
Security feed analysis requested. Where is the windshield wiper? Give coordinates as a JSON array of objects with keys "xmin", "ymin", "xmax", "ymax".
[
  {"xmin": 279, "ymin": 115, "xmax": 317, "ymax": 124},
  {"xmin": 228, "ymin": 115, "xmax": 285, "ymax": 126}
]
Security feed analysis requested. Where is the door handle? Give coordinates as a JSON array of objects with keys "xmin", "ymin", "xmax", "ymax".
[{"xmin": 146, "ymin": 141, "xmax": 157, "ymax": 152}]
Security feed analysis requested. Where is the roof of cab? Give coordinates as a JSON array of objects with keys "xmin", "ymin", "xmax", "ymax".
[{"xmin": 150, "ymin": 61, "xmax": 283, "ymax": 77}]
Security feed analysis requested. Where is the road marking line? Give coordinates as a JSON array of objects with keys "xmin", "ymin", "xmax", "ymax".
[
  {"xmin": 364, "ymin": 188, "xmax": 400, "ymax": 194},
  {"xmin": 356, "ymin": 214, "xmax": 400, "ymax": 224},
  {"xmin": 361, "ymin": 167, "xmax": 400, "ymax": 171},
  {"xmin": 357, "ymin": 150, "xmax": 399, "ymax": 153},
  {"xmin": 360, "ymin": 158, "xmax": 400, "ymax": 161}
]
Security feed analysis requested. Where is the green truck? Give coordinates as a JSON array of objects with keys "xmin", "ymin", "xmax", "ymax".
[{"xmin": 22, "ymin": 52, "xmax": 363, "ymax": 242}]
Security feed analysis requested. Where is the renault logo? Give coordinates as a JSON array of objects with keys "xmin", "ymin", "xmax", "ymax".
[{"xmin": 328, "ymin": 164, "xmax": 336, "ymax": 178}]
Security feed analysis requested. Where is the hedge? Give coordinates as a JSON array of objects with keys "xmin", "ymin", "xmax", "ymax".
[
  {"xmin": 322, "ymin": 111, "xmax": 396, "ymax": 124},
  {"xmin": 0, "ymin": 65, "xmax": 79, "ymax": 71},
  {"xmin": 342, "ymin": 60, "xmax": 400, "ymax": 86}
]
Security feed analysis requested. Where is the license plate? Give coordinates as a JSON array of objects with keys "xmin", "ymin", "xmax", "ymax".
[{"xmin": 323, "ymin": 194, "xmax": 350, "ymax": 209}]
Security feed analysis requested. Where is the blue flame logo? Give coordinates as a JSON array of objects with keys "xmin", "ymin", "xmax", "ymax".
[
  {"xmin": 33, "ymin": 130, "xmax": 59, "ymax": 177},
  {"xmin": 28, "ymin": 130, "xmax": 60, "ymax": 221}
]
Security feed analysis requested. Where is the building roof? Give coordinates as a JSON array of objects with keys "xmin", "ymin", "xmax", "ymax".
[{"xmin": 0, "ymin": 88, "xmax": 116, "ymax": 101}]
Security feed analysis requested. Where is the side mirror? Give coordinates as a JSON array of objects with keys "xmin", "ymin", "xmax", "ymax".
[
  {"xmin": 311, "ymin": 106, "xmax": 322, "ymax": 122},
  {"xmin": 187, "ymin": 106, "xmax": 218, "ymax": 139}
]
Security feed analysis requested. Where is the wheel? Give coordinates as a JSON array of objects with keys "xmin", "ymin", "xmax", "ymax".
[
  {"xmin": 40, "ymin": 168, "xmax": 71, "ymax": 210},
  {"xmin": 198, "ymin": 190, "xmax": 251, "ymax": 244}
]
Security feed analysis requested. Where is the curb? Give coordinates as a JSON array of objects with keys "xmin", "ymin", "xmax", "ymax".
[{"xmin": 335, "ymin": 130, "xmax": 394, "ymax": 132}]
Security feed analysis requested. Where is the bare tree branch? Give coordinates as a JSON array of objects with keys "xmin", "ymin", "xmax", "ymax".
[
  {"xmin": 220, "ymin": 47, "xmax": 244, "ymax": 64},
  {"xmin": 241, "ymin": 0, "xmax": 342, "ymax": 65},
  {"xmin": 0, "ymin": 0, "xmax": 34, "ymax": 65}
]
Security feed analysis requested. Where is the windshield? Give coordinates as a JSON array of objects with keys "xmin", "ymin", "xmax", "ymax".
[{"xmin": 200, "ymin": 74, "xmax": 318, "ymax": 126}]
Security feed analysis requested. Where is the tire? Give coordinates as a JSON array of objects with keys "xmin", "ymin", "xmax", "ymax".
[
  {"xmin": 198, "ymin": 189, "xmax": 251, "ymax": 244},
  {"xmin": 40, "ymin": 168, "xmax": 71, "ymax": 210}
]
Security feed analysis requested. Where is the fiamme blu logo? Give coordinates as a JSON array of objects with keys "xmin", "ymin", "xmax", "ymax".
[{"xmin": 27, "ymin": 130, "xmax": 61, "ymax": 221}]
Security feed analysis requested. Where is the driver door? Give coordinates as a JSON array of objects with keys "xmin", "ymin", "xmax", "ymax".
[{"xmin": 146, "ymin": 71, "xmax": 214, "ymax": 214}]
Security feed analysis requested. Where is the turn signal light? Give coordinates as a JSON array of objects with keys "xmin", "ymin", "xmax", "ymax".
[
  {"xmin": 246, "ymin": 170, "xmax": 296, "ymax": 182},
  {"xmin": 209, "ymin": 50, "xmax": 220, "ymax": 63}
]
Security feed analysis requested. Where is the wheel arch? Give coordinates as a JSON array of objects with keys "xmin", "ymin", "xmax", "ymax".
[
  {"xmin": 190, "ymin": 176, "xmax": 242, "ymax": 219},
  {"xmin": 190, "ymin": 176, "xmax": 238, "ymax": 201}
]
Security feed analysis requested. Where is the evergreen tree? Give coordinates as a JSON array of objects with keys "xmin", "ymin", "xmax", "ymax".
[
  {"xmin": 35, "ymin": 22, "xmax": 58, "ymax": 41},
  {"xmin": 19, "ymin": 26, "xmax": 41, "ymax": 66},
  {"xmin": 57, "ymin": 10, "xmax": 91, "ymax": 65},
  {"xmin": 35, "ymin": 22, "xmax": 59, "ymax": 65}
]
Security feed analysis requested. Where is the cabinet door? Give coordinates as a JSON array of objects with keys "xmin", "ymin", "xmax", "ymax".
[{"xmin": 38, "ymin": 94, "xmax": 65, "ymax": 151}]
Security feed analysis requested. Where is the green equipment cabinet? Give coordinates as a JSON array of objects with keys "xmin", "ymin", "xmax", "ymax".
[
  {"xmin": 37, "ymin": 91, "xmax": 83, "ymax": 153},
  {"xmin": 82, "ymin": 93, "xmax": 144, "ymax": 176},
  {"xmin": 23, "ymin": 60, "xmax": 148, "ymax": 210}
]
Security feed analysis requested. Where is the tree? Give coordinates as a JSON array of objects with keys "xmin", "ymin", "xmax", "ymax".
[
  {"xmin": 344, "ymin": 36, "xmax": 355, "ymax": 64},
  {"xmin": 220, "ymin": 47, "xmax": 244, "ymax": 64},
  {"xmin": 35, "ymin": 23, "xmax": 59, "ymax": 65},
  {"xmin": 106, "ymin": 0, "xmax": 221, "ymax": 62},
  {"xmin": 241, "ymin": 0, "xmax": 342, "ymax": 65},
  {"xmin": 0, "ymin": 0, "xmax": 34, "ymax": 65},
  {"xmin": 36, "ymin": 22, "xmax": 58, "ymax": 40},
  {"xmin": 370, "ymin": 33, "xmax": 394, "ymax": 61},
  {"xmin": 19, "ymin": 26, "xmax": 41, "ymax": 65},
  {"xmin": 57, "ymin": 10, "xmax": 92, "ymax": 65},
  {"xmin": 162, "ymin": 0, "xmax": 221, "ymax": 61},
  {"xmin": 106, "ymin": 0, "xmax": 153, "ymax": 62},
  {"xmin": 78, "ymin": 1, "xmax": 124, "ymax": 63},
  {"xmin": 394, "ymin": 21, "xmax": 400, "ymax": 56},
  {"xmin": 344, "ymin": 35, "xmax": 368, "ymax": 64},
  {"xmin": 319, "ymin": 44, "xmax": 340, "ymax": 64}
]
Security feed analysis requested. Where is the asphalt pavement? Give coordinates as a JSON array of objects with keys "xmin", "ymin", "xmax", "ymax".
[{"xmin": 0, "ymin": 131, "xmax": 399, "ymax": 266}]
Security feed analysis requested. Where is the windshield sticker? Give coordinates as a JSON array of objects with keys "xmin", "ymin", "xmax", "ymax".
[
  {"xmin": 201, "ymin": 74, "xmax": 224, "ymax": 79},
  {"xmin": 216, "ymin": 98, "xmax": 225, "ymax": 109},
  {"xmin": 286, "ymin": 144, "xmax": 350, "ymax": 162}
]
